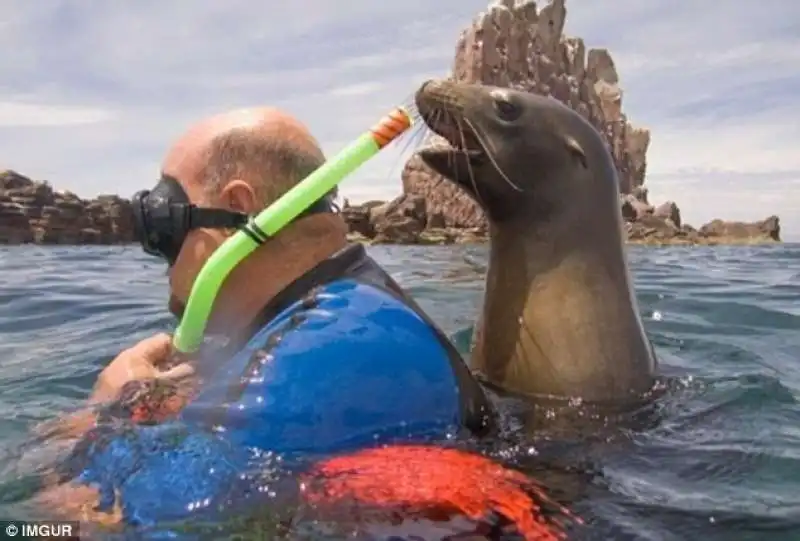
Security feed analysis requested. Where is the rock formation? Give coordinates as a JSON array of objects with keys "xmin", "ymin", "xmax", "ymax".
[
  {"xmin": 341, "ymin": 195, "xmax": 486, "ymax": 246},
  {"xmin": 0, "ymin": 170, "xmax": 134, "ymax": 245},
  {"xmin": 341, "ymin": 195, "xmax": 781, "ymax": 246},
  {"xmin": 0, "ymin": 1, "xmax": 783, "ymax": 247},
  {"xmin": 393, "ymin": 0, "xmax": 781, "ymax": 243}
]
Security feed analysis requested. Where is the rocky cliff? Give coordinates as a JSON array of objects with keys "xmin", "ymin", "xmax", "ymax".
[
  {"xmin": 0, "ymin": 165, "xmax": 780, "ymax": 247},
  {"xmin": 389, "ymin": 0, "xmax": 780, "ymax": 244},
  {"xmin": 0, "ymin": 170, "xmax": 134, "ymax": 245},
  {"xmin": 341, "ymin": 194, "xmax": 781, "ymax": 246},
  {"xmin": 403, "ymin": 0, "xmax": 651, "ymax": 228}
]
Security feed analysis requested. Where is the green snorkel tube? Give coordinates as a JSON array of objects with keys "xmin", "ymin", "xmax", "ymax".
[{"xmin": 172, "ymin": 106, "xmax": 413, "ymax": 354}]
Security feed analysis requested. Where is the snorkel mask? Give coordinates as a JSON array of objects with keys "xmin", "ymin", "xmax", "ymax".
[
  {"xmin": 131, "ymin": 176, "xmax": 333, "ymax": 267},
  {"xmin": 131, "ymin": 106, "xmax": 412, "ymax": 354},
  {"xmin": 132, "ymin": 176, "xmax": 246, "ymax": 266}
]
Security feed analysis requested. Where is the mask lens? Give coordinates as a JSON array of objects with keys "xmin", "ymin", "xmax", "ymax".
[{"xmin": 131, "ymin": 185, "xmax": 185, "ymax": 265}]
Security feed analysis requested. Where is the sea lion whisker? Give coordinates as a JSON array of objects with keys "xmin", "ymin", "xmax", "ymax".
[
  {"xmin": 398, "ymin": 97, "xmax": 428, "ymax": 150},
  {"xmin": 455, "ymin": 116, "xmax": 488, "ymax": 209},
  {"xmin": 462, "ymin": 116, "xmax": 524, "ymax": 193},
  {"xmin": 399, "ymin": 94, "xmax": 420, "ymax": 121},
  {"xmin": 447, "ymin": 110, "xmax": 463, "ymax": 186},
  {"xmin": 421, "ymin": 108, "xmax": 444, "ymax": 150},
  {"xmin": 399, "ymin": 115, "xmax": 428, "ymax": 158},
  {"xmin": 430, "ymin": 107, "xmax": 459, "ymax": 182},
  {"xmin": 382, "ymin": 121, "xmax": 426, "ymax": 185},
  {"xmin": 380, "ymin": 99, "xmax": 429, "ymax": 183}
]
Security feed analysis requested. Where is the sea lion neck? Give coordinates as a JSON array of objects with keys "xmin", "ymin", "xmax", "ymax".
[
  {"xmin": 478, "ymin": 236, "xmax": 653, "ymax": 402},
  {"xmin": 486, "ymin": 217, "xmax": 625, "ymax": 282},
  {"xmin": 477, "ymin": 216, "xmax": 654, "ymax": 402}
]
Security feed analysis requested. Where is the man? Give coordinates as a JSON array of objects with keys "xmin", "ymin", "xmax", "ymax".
[
  {"xmin": 92, "ymin": 108, "xmax": 342, "ymax": 401},
  {"xmin": 41, "ymin": 107, "xmax": 495, "ymax": 528}
]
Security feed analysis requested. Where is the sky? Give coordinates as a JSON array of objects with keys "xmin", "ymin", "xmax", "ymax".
[{"xmin": 0, "ymin": 0, "xmax": 798, "ymax": 238}]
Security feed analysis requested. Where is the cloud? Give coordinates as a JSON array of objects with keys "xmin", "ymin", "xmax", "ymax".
[
  {"xmin": 0, "ymin": 101, "xmax": 116, "ymax": 127},
  {"xmin": 564, "ymin": 0, "xmax": 800, "ymax": 237},
  {"xmin": 0, "ymin": 0, "xmax": 798, "ymax": 238}
]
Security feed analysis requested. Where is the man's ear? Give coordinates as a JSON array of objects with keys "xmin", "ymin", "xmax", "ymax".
[{"xmin": 219, "ymin": 179, "xmax": 258, "ymax": 215}]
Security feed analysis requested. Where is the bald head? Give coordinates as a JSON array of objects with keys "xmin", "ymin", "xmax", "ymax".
[{"xmin": 162, "ymin": 107, "xmax": 326, "ymax": 206}]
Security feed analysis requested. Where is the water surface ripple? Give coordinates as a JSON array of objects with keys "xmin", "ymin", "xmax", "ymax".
[{"xmin": 0, "ymin": 244, "xmax": 798, "ymax": 539}]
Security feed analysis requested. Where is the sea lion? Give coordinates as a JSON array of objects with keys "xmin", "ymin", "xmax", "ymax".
[{"xmin": 414, "ymin": 79, "xmax": 658, "ymax": 406}]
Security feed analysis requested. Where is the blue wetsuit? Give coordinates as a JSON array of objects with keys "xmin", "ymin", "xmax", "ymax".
[{"xmin": 58, "ymin": 243, "xmax": 493, "ymax": 530}]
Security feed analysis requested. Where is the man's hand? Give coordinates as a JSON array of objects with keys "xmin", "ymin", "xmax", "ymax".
[
  {"xmin": 36, "ymin": 482, "xmax": 123, "ymax": 529},
  {"xmin": 91, "ymin": 333, "xmax": 192, "ymax": 404},
  {"xmin": 35, "ymin": 334, "xmax": 195, "ymax": 441}
]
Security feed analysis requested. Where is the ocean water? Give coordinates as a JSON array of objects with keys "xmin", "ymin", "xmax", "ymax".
[{"xmin": 0, "ymin": 243, "xmax": 798, "ymax": 540}]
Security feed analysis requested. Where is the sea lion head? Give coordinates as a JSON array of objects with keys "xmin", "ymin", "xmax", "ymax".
[{"xmin": 415, "ymin": 79, "xmax": 619, "ymax": 224}]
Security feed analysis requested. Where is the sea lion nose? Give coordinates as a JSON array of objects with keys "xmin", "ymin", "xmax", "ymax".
[
  {"xmin": 419, "ymin": 79, "xmax": 446, "ymax": 93},
  {"xmin": 416, "ymin": 79, "xmax": 446, "ymax": 107},
  {"xmin": 417, "ymin": 80, "xmax": 434, "ymax": 99},
  {"xmin": 415, "ymin": 80, "xmax": 437, "ymax": 109}
]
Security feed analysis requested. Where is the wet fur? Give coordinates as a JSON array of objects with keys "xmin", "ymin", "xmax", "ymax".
[{"xmin": 413, "ymin": 79, "xmax": 658, "ymax": 406}]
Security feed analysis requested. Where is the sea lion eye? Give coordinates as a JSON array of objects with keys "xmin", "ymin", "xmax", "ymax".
[{"xmin": 491, "ymin": 92, "xmax": 520, "ymax": 121}]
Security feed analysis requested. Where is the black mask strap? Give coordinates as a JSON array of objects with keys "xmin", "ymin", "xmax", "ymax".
[
  {"xmin": 186, "ymin": 207, "xmax": 249, "ymax": 230},
  {"xmin": 133, "ymin": 174, "xmax": 337, "ymax": 263},
  {"xmin": 188, "ymin": 189, "xmax": 335, "ymax": 247}
]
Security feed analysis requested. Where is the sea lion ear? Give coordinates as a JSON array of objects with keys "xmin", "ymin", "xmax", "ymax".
[{"xmin": 563, "ymin": 135, "xmax": 588, "ymax": 169}]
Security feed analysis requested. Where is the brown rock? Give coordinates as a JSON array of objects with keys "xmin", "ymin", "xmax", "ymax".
[
  {"xmin": 340, "ymin": 194, "xmax": 489, "ymax": 246},
  {"xmin": 0, "ymin": 170, "xmax": 135, "ymax": 245},
  {"xmin": 624, "ymin": 214, "xmax": 781, "ymax": 246},
  {"xmin": 402, "ymin": 0, "xmax": 651, "ymax": 229},
  {"xmin": 653, "ymin": 201, "xmax": 681, "ymax": 228},
  {"xmin": 0, "ymin": 170, "xmax": 35, "ymax": 190},
  {"xmin": 619, "ymin": 198, "xmax": 637, "ymax": 222},
  {"xmin": 620, "ymin": 194, "xmax": 654, "ymax": 221},
  {"xmin": 372, "ymin": 215, "xmax": 423, "ymax": 245},
  {"xmin": 401, "ymin": 154, "xmax": 484, "ymax": 229},
  {"xmin": 698, "ymin": 216, "xmax": 781, "ymax": 243},
  {"xmin": 393, "ymin": 0, "xmax": 781, "ymax": 247},
  {"xmin": 341, "ymin": 204, "xmax": 375, "ymax": 239},
  {"xmin": 0, "ymin": 226, "xmax": 34, "ymax": 244},
  {"xmin": 427, "ymin": 211, "xmax": 446, "ymax": 229},
  {"xmin": 372, "ymin": 194, "xmax": 427, "ymax": 244},
  {"xmin": 631, "ymin": 186, "xmax": 649, "ymax": 204}
]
